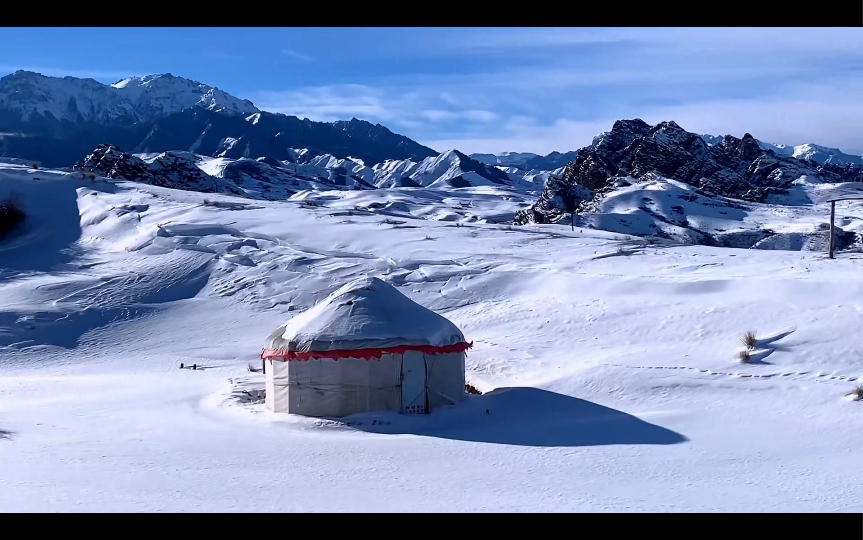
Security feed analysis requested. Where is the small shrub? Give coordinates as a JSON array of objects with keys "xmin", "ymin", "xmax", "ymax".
[
  {"xmin": 741, "ymin": 330, "xmax": 758, "ymax": 350},
  {"xmin": 737, "ymin": 348, "xmax": 752, "ymax": 363},
  {"xmin": 465, "ymin": 383, "xmax": 483, "ymax": 395},
  {"xmin": 852, "ymin": 384, "xmax": 863, "ymax": 401},
  {"xmin": 0, "ymin": 193, "xmax": 26, "ymax": 239}
]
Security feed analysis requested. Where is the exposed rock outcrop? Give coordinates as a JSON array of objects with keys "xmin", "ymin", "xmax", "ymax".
[{"xmin": 516, "ymin": 119, "xmax": 863, "ymax": 226}]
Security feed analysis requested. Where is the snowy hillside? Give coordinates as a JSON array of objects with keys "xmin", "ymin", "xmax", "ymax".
[
  {"xmin": 0, "ymin": 71, "xmax": 258, "ymax": 124},
  {"xmin": 574, "ymin": 173, "xmax": 863, "ymax": 250},
  {"xmin": 2, "ymin": 164, "xmax": 863, "ymax": 511},
  {"xmin": 68, "ymin": 134, "xmax": 863, "ymax": 253}
]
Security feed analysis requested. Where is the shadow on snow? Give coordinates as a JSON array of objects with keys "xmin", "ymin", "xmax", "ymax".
[
  {"xmin": 347, "ymin": 387, "xmax": 687, "ymax": 448},
  {"xmin": 0, "ymin": 178, "xmax": 89, "ymax": 281}
]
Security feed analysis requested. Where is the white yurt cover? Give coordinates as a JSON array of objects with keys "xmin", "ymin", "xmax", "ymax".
[{"xmin": 261, "ymin": 277, "xmax": 470, "ymax": 417}]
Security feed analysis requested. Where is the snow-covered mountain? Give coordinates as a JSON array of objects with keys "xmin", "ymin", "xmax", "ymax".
[
  {"xmin": 0, "ymin": 71, "xmax": 437, "ymax": 167},
  {"xmin": 514, "ymin": 135, "xmax": 863, "ymax": 176},
  {"xmin": 500, "ymin": 166, "xmax": 566, "ymax": 186},
  {"xmin": 761, "ymin": 142, "xmax": 863, "ymax": 167},
  {"xmin": 73, "ymin": 143, "xmax": 533, "ymax": 201},
  {"xmin": 471, "ymin": 150, "xmax": 579, "ymax": 172},
  {"xmin": 0, "ymin": 70, "xmax": 258, "ymax": 125},
  {"xmin": 470, "ymin": 151, "xmax": 538, "ymax": 168},
  {"xmin": 75, "ymin": 144, "xmax": 376, "ymax": 200},
  {"xmin": 517, "ymin": 119, "xmax": 863, "ymax": 250},
  {"xmin": 373, "ymin": 150, "xmax": 512, "ymax": 189},
  {"xmin": 703, "ymin": 133, "xmax": 863, "ymax": 167}
]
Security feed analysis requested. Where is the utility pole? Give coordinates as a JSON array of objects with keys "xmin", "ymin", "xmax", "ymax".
[{"xmin": 829, "ymin": 200, "xmax": 836, "ymax": 259}]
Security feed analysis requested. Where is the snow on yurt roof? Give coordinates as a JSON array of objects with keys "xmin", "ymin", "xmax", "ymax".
[{"xmin": 265, "ymin": 277, "xmax": 466, "ymax": 353}]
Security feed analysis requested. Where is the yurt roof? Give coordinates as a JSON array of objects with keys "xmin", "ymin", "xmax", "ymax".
[{"xmin": 265, "ymin": 277, "xmax": 466, "ymax": 354}]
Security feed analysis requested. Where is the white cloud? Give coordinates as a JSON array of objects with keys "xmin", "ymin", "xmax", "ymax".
[
  {"xmin": 423, "ymin": 118, "xmax": 612, "ymax": 155},
  {"xmin": 256, "ymin": 84, "xmax": 500, "ymax": 132},
  {"xmin": 255, "ymin": 74, "xmax": 863, "ymax": 156},
  {"xmin": 465, "ymin": 110, "xmax": 498, "ymax": 122},
  {"xmin": 281, "ymin": 49, "xmax": 314, "ymax": 62},
  {"xmin": 446, "ymin": 27, "xmax": 863, "ymax": 56},
  {"xmin": 420, "ymin": 109, "xmax": 455, "ymax": 122},
  {"xmin": 641, "ymin": 96, "xmax": 863, "ymax": 155},
  {"xmin": 252, "ymin": 28, "xmax": 863, "ymax": 156},
  {"xmin": 420, "ymin": 109, "xmax": 498, "ymax": 123},
  {"xmin": 426, "ymin": 93, "xmax": 863, "ymax": 157},
  {"xmin": 256, "ymin": 84, "xmax": 396, "ymax": 122}
]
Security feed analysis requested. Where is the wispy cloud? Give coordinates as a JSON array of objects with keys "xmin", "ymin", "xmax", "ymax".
[
  {"xmin": 252, "ymin": 28, "xmax": 863, "ymax": 156},
  {"xmin": 425, "ymin": 87, "xmax": 863, "ymax": 157},
  {"xmin": 445, "ymin": 27, "xmax": 863, "ymax": 56},
  {"xmin": 420, "ymin": 109, "xmax": 498, "ymax": 123},
  {"xmin": 282, "ymin": 49, "xmax": 314, "ymax": 62},
  {"xmin": 255, "ymin": 84, "xmax": 501, "ymax": 129},
  {"xmin": 257, "ymin": 84, "xmax": 393, "ymax": 122}
]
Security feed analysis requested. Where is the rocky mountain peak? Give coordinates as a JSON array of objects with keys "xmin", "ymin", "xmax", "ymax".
[
  {"xmin": 738, "ymin": 133, "xmax": 762, "ymax": 161},
  {"xmin": 516, "ymin": 119, "xmax": 863, "ymax": 226}
]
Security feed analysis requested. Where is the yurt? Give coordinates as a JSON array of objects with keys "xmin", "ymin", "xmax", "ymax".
[{"xmin": 261, "ymin": 277, "xmax": 471, "ymax": 417}]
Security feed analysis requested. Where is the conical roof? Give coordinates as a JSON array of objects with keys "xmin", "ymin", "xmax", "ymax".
[{"xmin": 265, "ymin": 277, "xmax": 466, "ymax": 353}]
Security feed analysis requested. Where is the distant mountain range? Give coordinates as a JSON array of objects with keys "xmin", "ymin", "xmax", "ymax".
[
  {"xmin": 700, "ymin": 134, "xmax": 863, "ymax": 167},
  {"xmin": 469, "ymin": 150, "xmax": 579, "ymax": 171},
  {"xmin": 3, "ymin": 69, "xmax": 863, "ymax": 188},
  {"xmin": 473, "ymin": 139, "xmax": 863, "ymax": 177},
  {"xmin": 0, "ymin": 71, "xmax": 436, "ymax": 167},
  {"xmin": 72, "ymin": 143, "xmax": 540, "ymax": 200}
]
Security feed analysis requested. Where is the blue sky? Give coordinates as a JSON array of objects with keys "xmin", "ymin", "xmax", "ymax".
[{"xmin": 2, "ymin": 27, "xmax": 863, "ymax": 155}]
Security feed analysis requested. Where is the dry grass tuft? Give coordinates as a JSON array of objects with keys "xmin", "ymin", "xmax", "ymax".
[
  {"xmin": 465, "ymin": 383, "xmax": 483, "ymax": 395},
  {"xmin": 741, "ymin": 330, "xmax": 758, "ymax": 350},
  {"xmin": 737, "ymin": 348, "xmax": 752, "ymax": 363},
  {"xmin": 852, "ymin": 384, "xmax": 863, "ymax": 401}
]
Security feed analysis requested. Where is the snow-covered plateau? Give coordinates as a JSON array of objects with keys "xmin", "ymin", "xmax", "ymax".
[{"xmin": 2, "ymin": 156, "xmax": 863, "ymax": 512}]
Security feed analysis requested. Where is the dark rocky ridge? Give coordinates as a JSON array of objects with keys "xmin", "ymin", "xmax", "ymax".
[
  {"xmin": 516, "ymin": 119, "xmax": 863, "ymax": 226},
  {"xmin": 73, "ymin": 144, "xmax": 375, "ymax": 200},
  {"xmin": 74, "ymin": 144, "xmax": 231, "ymax": 194},
  {"xmin": 4, "ymin": 109, "xmax": 438, "ymax": 169}
]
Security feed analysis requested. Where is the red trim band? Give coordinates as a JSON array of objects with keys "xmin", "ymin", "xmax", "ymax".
[{"xmin": 261, "ymin": 341, "xmax": 473, "ymax": 361}]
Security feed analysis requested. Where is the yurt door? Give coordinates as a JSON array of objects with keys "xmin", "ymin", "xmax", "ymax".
[{"xmin": 401, "ymin": 351, "xmax": 428, "ymax": 414}]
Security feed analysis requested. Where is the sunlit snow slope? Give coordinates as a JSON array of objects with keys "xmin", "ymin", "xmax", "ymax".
[{"xmin": 1, "ymin": 165, "xmax": 863, "ymax": 512}]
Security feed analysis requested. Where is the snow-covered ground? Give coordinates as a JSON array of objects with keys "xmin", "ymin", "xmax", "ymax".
[{"xmin": 2, "ymin": 164, "xmax": 863, "ymax": 512}]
